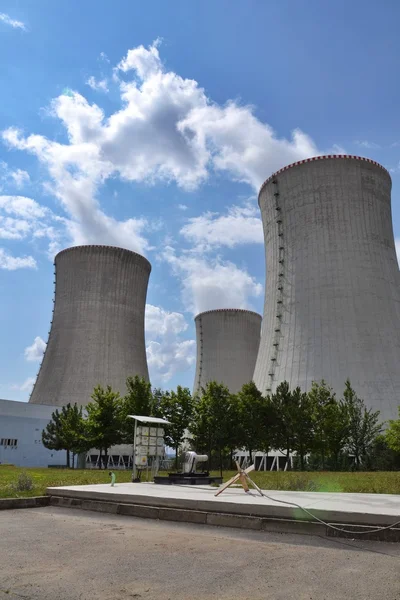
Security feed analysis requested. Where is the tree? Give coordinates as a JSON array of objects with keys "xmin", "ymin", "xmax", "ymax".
[
  {"xmin": 343, "ymin": 380, "xmax": 382, "ymax": 469},
  {"xmin": 61, "ymin": 403, "xmax": 92, "ymax": 468},
  {"xmin": 237, "ymin": 381, "xmax": 272, "ymax": 464},
  {"xmin": 269, "ymin": 381, "xmax": 298, "ymax": 467},
  {"xmin": 121, "ymin": 376, "xmax": 154, "ymax": 444},
  {"xmin": 291, "ymin": 387, "xmax": 315, "ymax": 470},
  {"xmin": 42, "ymin": 403, "xmax": 89, "ymax": 468},
  {"xmin": 42, "ymin": 408, "xmax": 69, "ymax": 467},
  {"xmin": 59, "ymin": 403, "xmax": 90, "ymax": 469},
  {"xmin": 86, "ymin": 385, "xmax": 123, "ymax": 469},
  {"xmin": 369, "ymin": 434, "xmax": 400, "ymax": 471},
  {"xmin": 308, "ymin": 380, "xmax": 348, "ymax": 469},
  {"xmin": 189, "ymin": 382, "xmax": 239, "ymax": 476},
  {"xmin": 386, "ymin": 406, "xmax": 400, "ymax": 454},
  {"xmin": 159, "ymin": 386, "xmax": 193, "ymax": 469}
]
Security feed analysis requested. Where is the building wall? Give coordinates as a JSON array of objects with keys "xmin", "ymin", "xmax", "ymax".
[
  {"xmin": 193, "ymin": 309, "xmax": 262, "ymax": 395},
  {"xmin": 30, "ymin": 245, "xmax": 151, "ymax": 406},
  {"xmin": 0, "ymin": 399, "xmax": 66, "ymax": 467},
  {"xmin": 253, "ymin": 155, "xmax": 400, "ymax": 422}
]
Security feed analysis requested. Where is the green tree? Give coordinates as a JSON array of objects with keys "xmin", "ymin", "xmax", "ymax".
[
  {"xmin": 308, "ymin": 380, "xmax": 349, "ymax": 469},
  {"xmin": 343, "ymin": 380, "xmax": 382, "ymax": 469},
  {"xmin": 42, "ymin": 407, "xmax": 69, "ymax": 467},
  {"xmin": 86, "ymin": 385, "xmax": 123, "ymax": 469},
  {"xmin": 42, "ymin": 403, "xmax": 89, "ymax": 468},
  {"xmin": 59, "ymin": 403, "xmax": 90, "ymax": 469},
  {"xmin": 368, "ymin": 434, "xmax": 400, "ymax": 471},
  {"xmin": 291, "ymin": 387, "xmax": 315, "ymax": 470},
  {"xmin": 121, "ymin": 376, "xmax": 154, "ymax": 444},
  {"xmin": 189, "ymin": 382, "xmax": 239, "ymax": 476},
  {"xmin": 237, "ymin": 381, "xmax": 272, "ymax": 464},
  {"xmin": 269, "ymin": 381, "xmax": 298, "ymax": 468},
  {"xmin": 386, "ymin": 406, "xmax": 400, "ymax": 454},
  {"xmin": 152, "ymin": 387, "xmax": 164, "ymax": 418},
  {"xmin": 159, "ymin": 386, "xmax": 193, "ymax": 469}
]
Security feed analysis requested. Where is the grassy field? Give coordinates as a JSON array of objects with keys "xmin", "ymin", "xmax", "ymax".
[{"xmin": 1, "ymin": 465, "xmax": 399, "ymax": 498}]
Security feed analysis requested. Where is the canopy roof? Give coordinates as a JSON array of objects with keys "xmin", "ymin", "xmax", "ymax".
[{"xmin": 127, "ymin": 415, "xmax": 171, "ymax": 425}]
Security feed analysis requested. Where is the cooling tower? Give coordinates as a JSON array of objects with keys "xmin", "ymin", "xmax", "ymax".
[
  {"xmin": 253, "ymin": 155, "xmax": 400, "ymax": 421},
  {"xmin": 193, "ymin": 309, "xmax": 262, "ymax": 395},
  {"xmin": 29, "ymin": 245, "xmax": 151, "ymax": 406}
]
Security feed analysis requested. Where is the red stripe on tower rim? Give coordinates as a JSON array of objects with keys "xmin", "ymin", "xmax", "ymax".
[{"xmin": 258, "ymin": 154, "xmax": 390, "ymax": 200}]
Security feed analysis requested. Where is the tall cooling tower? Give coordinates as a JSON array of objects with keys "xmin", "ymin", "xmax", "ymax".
[
  {"xmin": 253, "ymin": 155, "xmax": 400, "ymax": 421},
  {"xmin": 193, "ymin": 309, "xmax": 262, "ymax": 395},
  {"xmin": 29, "ymin": 245, "xmax": 151, "ymax": 406}
]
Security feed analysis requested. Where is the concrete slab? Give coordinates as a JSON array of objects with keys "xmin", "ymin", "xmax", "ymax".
[{"xmin": 47, "ymin": 482, "xmax": 400, "ymax": 527}]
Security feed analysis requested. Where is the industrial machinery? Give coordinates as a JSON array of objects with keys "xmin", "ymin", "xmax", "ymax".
[
  {"xmin": 154, "ymin": 451, "xmax": 223, "ymax": 486},
  {"xmin": 182, "ymin": 451, "xmax": 208, "ymax": 473}
]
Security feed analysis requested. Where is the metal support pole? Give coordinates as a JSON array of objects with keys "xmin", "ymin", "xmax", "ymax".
[{"xmin": 132, "ymin": 418, "xmax": 138, "ymax": 482}]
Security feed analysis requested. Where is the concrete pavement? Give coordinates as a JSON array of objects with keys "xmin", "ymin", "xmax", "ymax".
[{"xmin": 0, "ymin": 507, "xmax": 399, "ymax": 600}]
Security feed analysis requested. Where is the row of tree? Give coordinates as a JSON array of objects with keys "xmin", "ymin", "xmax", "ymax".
[
  {"xmin": 43, "ymin": 375, "xmax": 400, "ymax": 472},
  {"xmin": 42, "ymin": 376, "xmax": 192, "ymax": 468}
]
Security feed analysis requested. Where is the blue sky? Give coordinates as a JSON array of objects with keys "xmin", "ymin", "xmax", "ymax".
[{"xmin": 1, "ymin": 0, "xmax": 400, "ymax": 401}]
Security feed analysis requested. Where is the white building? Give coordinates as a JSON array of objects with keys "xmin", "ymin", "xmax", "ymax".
[{"xmin": 0, "ymin": 399, "xmax": 67, "ymax": 467}]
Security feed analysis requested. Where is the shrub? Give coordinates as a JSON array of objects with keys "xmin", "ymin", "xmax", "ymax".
[{"xmin": 10, "ymin": 472, "xmax": 34, "ymax": 492}]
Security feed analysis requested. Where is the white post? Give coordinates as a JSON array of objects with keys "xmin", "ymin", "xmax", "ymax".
[{"xmin": 132, "ymin": 418, "xmax": 138, "ymax": 482}]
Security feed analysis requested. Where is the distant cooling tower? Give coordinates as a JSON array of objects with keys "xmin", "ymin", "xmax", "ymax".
[
  {"xmin": 193, "ymin": 309, "xmax": 262, "ymax": 395},
  {"xmin": 253, "ymin": 155, "xmax": 400, "ymax": 421},
  {"xmin": 29, "ymin": 245, "xmax": 151, "ymax": 406}
]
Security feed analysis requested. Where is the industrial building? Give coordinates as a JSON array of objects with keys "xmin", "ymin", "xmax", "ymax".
[
  {"xmin": 193, "ymin": 309, "xmax": 262, "ymax": 395},
  {"xmin": 30, "ymin": 245, "xmax": 151, "ymax": 407},
  {"xmin": 0, "ymin": 399, "xmax": 66, "ymax": 467},
  {"xmin": 253, "ymin": 155, "xmax": 400, "ymax": 422}
]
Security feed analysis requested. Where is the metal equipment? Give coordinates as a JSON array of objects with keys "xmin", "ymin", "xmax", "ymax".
[
  {"xmin": 154, "ymin": 451, "xmax": 223, "ymax": 486},
  {"xmin": 182, "ymin": 451, "xmax": 208, "ymax": 474}
]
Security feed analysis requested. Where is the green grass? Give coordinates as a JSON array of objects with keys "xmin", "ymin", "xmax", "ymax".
[
  {"xmin": 1, "ymin": 465, "xmax": 399, "ymax": 498},
  {"xmin": 0, "ymin": 465, "xmax": 139, "ymax": 498},
  {"xmin": 241, "ymin": 470, "xmax": 400, "ymax": 494}
]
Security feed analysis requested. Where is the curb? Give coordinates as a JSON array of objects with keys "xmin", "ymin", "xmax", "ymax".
[
  {"xmin": 48, "ymin": 496, "xmax": 400, "ymax": 542},
  {"xmin": 0, "ymin": 496, "xmax": 50, "ymax": 510}
]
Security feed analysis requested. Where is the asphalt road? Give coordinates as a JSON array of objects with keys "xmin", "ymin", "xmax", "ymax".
[{"xmin": 0, "ymin": 507, "xmax": 399, "ymax": 600}]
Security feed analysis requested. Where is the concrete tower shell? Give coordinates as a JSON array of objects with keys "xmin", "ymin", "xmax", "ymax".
[
  {"xmin": 29, "ymin": 245, "xmax": 151, "ymax": 407},
  {"xmin": 253, "ymin": 155, "xmax": 400, "ymax": 422},
  {"xmin": 193, "ymin": 309, "xmax": 262, "ymax": 395}
]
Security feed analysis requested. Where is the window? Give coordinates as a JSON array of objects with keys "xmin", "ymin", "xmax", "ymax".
[{"xmin": 0, "ymin": 439, "xmax": 18, "ymax": 448}]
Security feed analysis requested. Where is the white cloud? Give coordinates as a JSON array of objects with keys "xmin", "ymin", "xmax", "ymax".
[
  {"xmin": 2, "ymin": 126, "xmax": 149, "ymax": 254},
  {"xmin": 177, "ymin": 204, "xmax": 188, "ymax": 211},
  {"xmin": 0, "ymin": 195, "xmax": 47, "ymax": 219},
  {"xmin": 99, "ymin": 52, "xmax": 110, "ymax": 63},
  {"xmin": 147, "ymin": 339, "xmax": 195, "ymax": 384},
  {"xmin": 1, "ymin": 40, "xmax": 330, "ymax": 254},
  {"xmin": 395, "ymin": 239, "xmax": 400, "ymax": 266},
  {"xmin": 354, "ymin": 140, "xmax": 380, "ymax": 150},
  {"xmin": 162, "ymin": 246, "xmax": 262, "ymax": 315},
  {"xmin": 0, "ymin": 13, "xmax": 26, "ymax": 30},
  {"xmin": 10, "ymin": 169, "xmax": 30, "ymax": 188},
  {"xmin": 24, "ymin": 336, "xmax": 46, "ymax": 362},
  {"xmin": 19, "ymin": 377, "xmax": 36, "ymax": 393},
  {"xmin": 146, "ymin": 304, "xmax": 187, "ymax": 336},
  {"xmin": 0, "ymin": 195, "xmax": 62, "ymax": 254},
  {"xmin": 0, "ymin": 162, "xmax": 30, "ymax": 189},
  {"xmin": 0, "ymin": 248, "xmax": 36, "ymax": 270},
  {"xmin": 145, "ymin": 304, "xmax": 195, "ymax": 383},
  {"xmin": 116, "ymin": 38, "xmax": 163, "ymax": 78},
  {"xmin": 180, "ymin": 202, "xmax": 263, "ymax": 251},
  {"xmin": 86, "ymin": 76, "xmax": 109, "ymax": 93}
]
